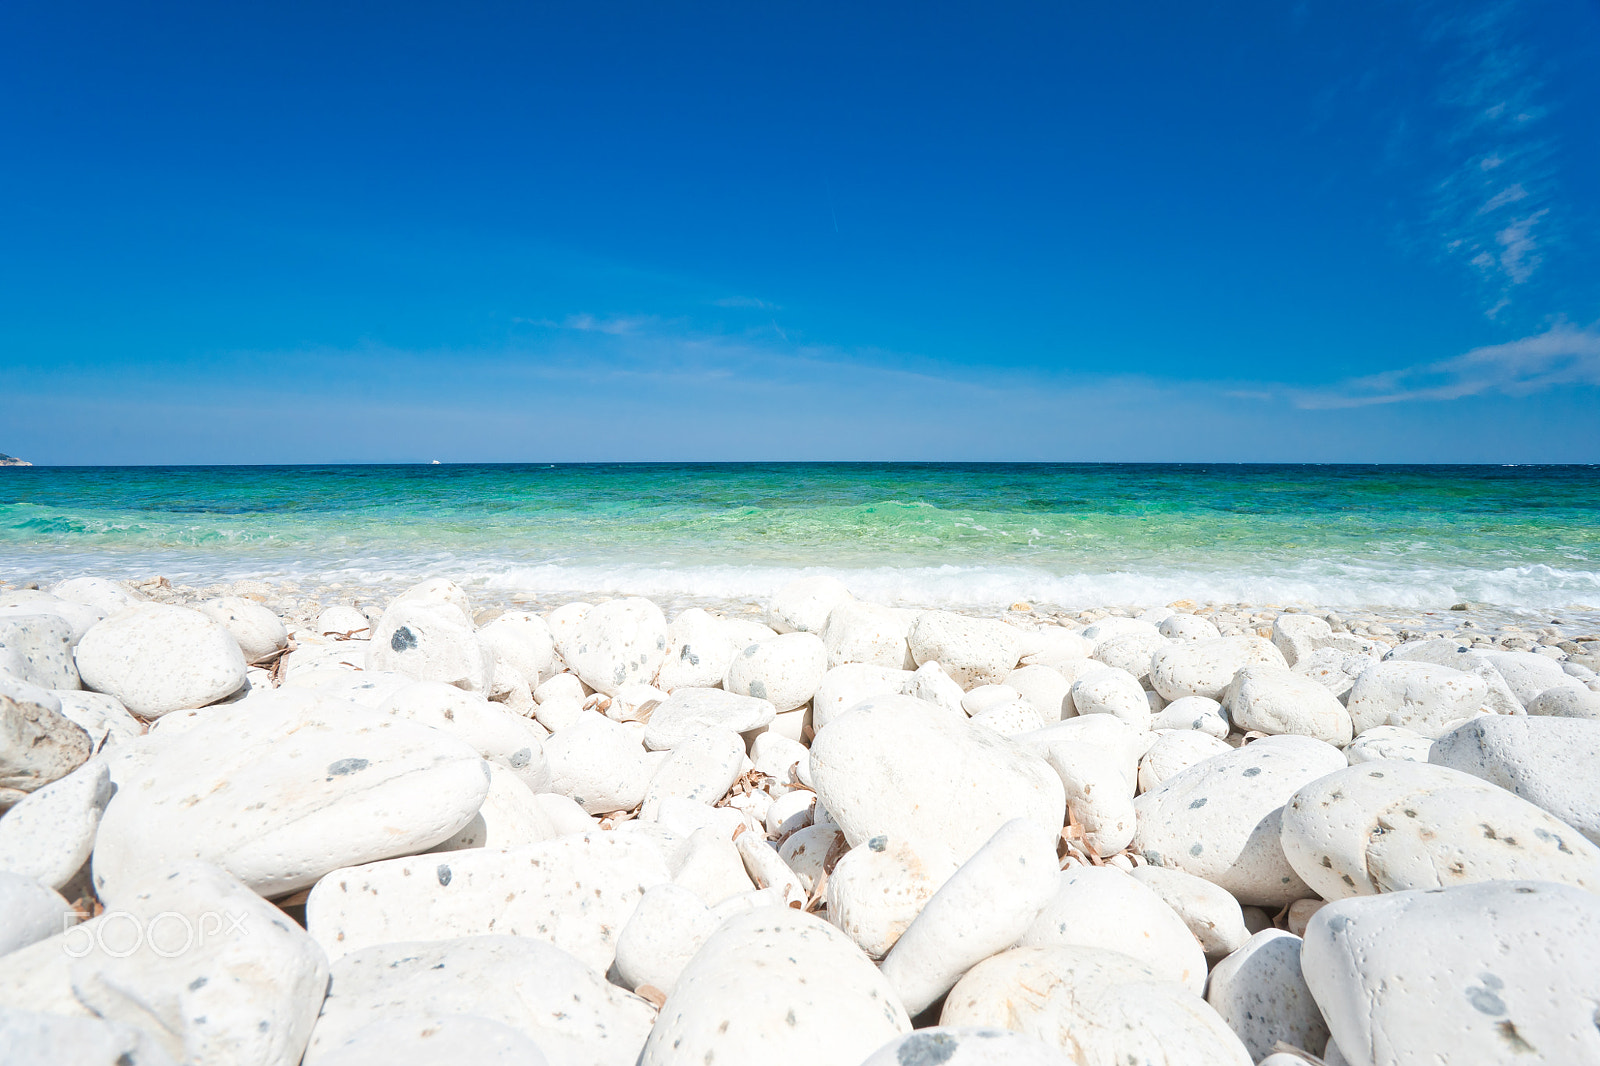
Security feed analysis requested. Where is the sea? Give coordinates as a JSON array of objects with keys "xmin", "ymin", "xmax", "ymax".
[{"xmin": 2, "ymin": 463, "xmax": 1598, "ymax": 624}]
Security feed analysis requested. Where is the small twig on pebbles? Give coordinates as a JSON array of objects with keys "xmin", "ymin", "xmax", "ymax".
[{"xmin": 634, "ymin": 984, "xmax": 668, "ymax": 1009}]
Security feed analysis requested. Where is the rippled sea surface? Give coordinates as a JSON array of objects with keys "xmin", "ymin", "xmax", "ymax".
[{"xmin": 2, "ymin": 464, "xmax": 1597, "ymax": 617}]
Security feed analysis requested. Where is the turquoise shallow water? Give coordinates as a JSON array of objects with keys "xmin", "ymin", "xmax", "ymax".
[{"xmin": 2, "ymin": 463, "xmax": 1598, "ymax": 616}]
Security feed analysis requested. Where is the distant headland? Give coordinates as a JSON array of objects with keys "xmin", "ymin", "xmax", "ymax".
[{"xmin": 0, "ymin": 453, "xmax": 32, "ymax": 466}]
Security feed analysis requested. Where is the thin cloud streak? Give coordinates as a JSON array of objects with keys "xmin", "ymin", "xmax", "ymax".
[{"xmin": 1292, "ymin": 322, "xmax": 1600, "ymax": 409}]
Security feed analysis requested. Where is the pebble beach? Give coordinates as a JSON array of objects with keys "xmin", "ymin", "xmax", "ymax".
[{"xmin": 2, "ymin": 464, "xmax": 1600, "ymax": 1065}]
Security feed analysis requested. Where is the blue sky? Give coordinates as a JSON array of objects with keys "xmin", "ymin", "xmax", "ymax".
[{"xmin": 2, "ymin": 0, "xmax": 1598, "ymax": 463}]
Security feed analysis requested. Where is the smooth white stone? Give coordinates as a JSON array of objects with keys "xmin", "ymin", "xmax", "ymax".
[
  {"xmin": 860, "ymin": 1027, "xmax": 1074, "ymax": 1066},
  {"xmin": 1070, "ymin": 666, "xmax": 1151, "ymax": 730},
  {"xmin": 766, "ymin": 576, "xmax": 854, "ymax": 635},
  {"xmin": 903, "ymin": 660, "xmax": 967, "ymax": 718},
  {"xmin": 1150, "ymin": 636, "xmax": 1286, "ymax": 701},
  {"xmin": 1128, "ymin": 863, "xmax": 1251, "ymax": 957},
  {"xmin": 1091, "ymin": 630, "xmax": 1165, "ymax": 684},
  {"xmin": 57, "ymin": 860, "xmax": 327, "ymax": 1066},
  {"xmin": 91, "ymin": 693, "xmax": 489, "ymax": 901},
  {"xmin": 642, "ymin": 687, "xmax": 776, "ymax": 749},
  {"xmin": 1003, "ymin": 665, "xmax": 1073, "ymax": 722},
  {"xmin": 1207, "ymin": 929, "xmax": 1328, "ymax": 1061},
  {"xmin": 724, "ymin": 632, "xmax": 826, "ymax": 712},
  {"xmin": 880, "ymin": 818, "xmax": 1062, "ymax": 1015},
  {"xmin": 811, "ymin": 694, "xmax": 1064, "ymax": 865},
  {"xmin": 1016, "ymin": 714, "xmax": 1143, "ymax": 855},
  {"xmin": 0, "ymin": 759, "xmax": 112, "ymax": 889},
  {"xmin": 1018, "ymin": 626, "xmax": 1094, "ymax": 663},
  {"xmin": 968, "ymin": 698, "xmax": 1047, "ymax": 736},
  {"xmin": 0, "ymin": 1006, "xmax": 178, "ymax": 1066},
  {"xmin": 821, "ymin": 601, "xmax": 916, "ymax": 670},
  {"xmin": 543, "ymin": 715, "xmax": 653, "ymax": 814},
  {"xmin": 0, "ymin": 594, "xmax": 107, "ymax": 644},
  {"xmin": 961, "ymin": 683, "xmax": 1022, "ymax": 716},
  {"xmin": 50, "ymin": 577, "xmax": 143, "ymax": 615},
  {"xmin": 749, "ymin": 730, "xmax": 809, "ymax": 782},
  {"xmin": 306, "ymin": 831, "xmax": 671, "ymax": 968},
  {"xmin": 1149, "ymin": 694, "xmax": 1231, "ymax": 737},
  {"xmin": 1161, "ymin": 614, "xmax": 1223, "ymax": 642},
  {"xmin": 1082, "ymin": 617, "xmax": 1161, "ymax": 644},
  {"xmin": 0, "ymin": 614, "xmax": 80, "ymax": 690},
  {"xmin": 906, "ymin": 611, "xmax": 1022, "ymax": 688},
  {"xmin": 1137, "ymin": 729, "xmax": 1234, "ymax": 792},
  {"xmin": 1272, "ymin": 613, "xmax": 1332, "ymax": 667},
  {"xmin": 76, "ymin": 604, "xmax": 247, "ymax": 716},
  {"xmin": 1225, "ymin": 666, "xmax": 1353, "ymax": 745},
  {"xmin": 941, "ymin": 946, "xmax": 1251, "ymax": 1065},
  {"xmin": 765, "ymin": 788, "xmax": 815, "ymax": 836},
  {"xmin": 312, "ymin": 1015, "xmax": 548, "ymax": 1066},
  {"xmin": 477, "ymin": 610, "xmax": 557, "ymax": 685},
  {"xmin": 431, "ymin": 762, "xmax": 560, "ymax": 852},
  {"xmin": 0, "ymin": 871, "xmax": 77, "ymax": 957},
  {"xmin": 1301, "ymin": 880, "xmax": 1600, "ymax": 1066},
  {"xmin": 197, "ymin": 597, "xmax": 288, "ymax": 662},
  {"xmin": 378, "ymin": 680, "xmax": 549, "ymax": 790},
  {"xmin": 546, "ymin": 602, "xmax": 592, "ymax": 668},
  {"xmin": 639, "ymin": 728, "xmax": 744, "ymax": 820},
  {"xmin": 826, "ymin": 834, "xmax": 960, "ymax": 959},
  {"xmin": 1346, "ymin": 661, "xmax": 1488, "ymax": 737},
  {"xmin": 655, "ymin": 608, "xmax": 735, "ymax": 692},
  {"xmin": 51, "ymin": 690, "xmax": 142, "ymax": 752},
  {"xmin": 1344, "ymin": 725, "xmax": 1433, "ymax": 763},
  {"xmin": 390, "ymin": 577, "xmax": 473, "ymax": 616},
  {"xmin": 564, "ymin": 598, "xmax": 668, "ymax": 696},
  {"xmin": 671, "ymin": 825, "xmax": 755, "ymax": 904},
  {"xmin": 1, "ymin": 676, "xmax": 92, "ymax": 797},
  {"xmin": 1429, "ymin": 714, "xmax": 1600, "ymax": 844},
  {"xmin": 1280, "ymin": 760, "xmax": 1600, "ymax": 899},
  {"xmin": 811, "ymin": 663, "xmax": 912, "ymax": 731},
  {"xmin": 1018, "ymin": 865, "xmax": 1207, "ymax": 993},
  {"xmin": 314, "ymin": 605, "xmax": 370, "ymax": 638},
  {"xmin": 612, "ymin": 881, "xmax": 731, "ymax": 997},
  {"xmin": 1479, "ymin": 648, "xmax": 1580, "ymax": 705},
  {"xmin": 640, "ymin": 907, "xmax": 910, "ymax": 1065},
  {"xmin": 304, "ymin": 935, "xmax": 652, "ymax": 1066},
  {"xmin": 366, "ymin": 599, "xmax": 494, "ymax": 694},
  {"xmin": 1132, "ymin": 734, "xmax": 1347, "ymax": 907},
  {"xmin": 1528, "ymin": 684, "xmax": 1600, "ymax": 719},
  {"xmin": 735, "ymin": 831, "xmax": 805, "ymax": 904},
  {"xmin": 776, "ymin": 823, "xmax": 841, "ymax": 892}
]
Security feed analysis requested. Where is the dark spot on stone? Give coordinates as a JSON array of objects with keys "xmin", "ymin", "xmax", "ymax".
[
  {"xmin": 116, "ymin": 1056, "xmax": 134, "ymax": 1066},
  {"xmin": 868, "ymin": 836, "xmax": 887, "ymax": 852},
  {"xmin": 1189, "ymin": 797, "xmax": 1208, "ymax": 809},
  {"xmin": 1321, "ymin": 856, "xmax": 1333, "ymax": 868},
  {"xmin": 785, "ymin": 1008, "xmax": 796, "ymax": 1026},
  {"xmin": 436, "ymin": 865, "xmax": 453, "ymax": 887},
  {"xmin": 509, "ymin": 748, "xmax": 531, "ymax": 769},
  {"xmin": 1496, "ymin": 1020, "xmax": 1535, "ymax": 1053},
  {"xmin": 188, "ymin": 976, "xmax": 208, "ymax": 991},
  {"xmin": 1368, "ymin": 770, "xmax": 1385, "ymax": 778},
  {"xmin": 390, "ymin": 626, "xmax": 418, "ymax": 652},
  {"xmin": 744, "ymin": 644, "xmax": 760, "ymax": 657},
  {"xmin": 748, "ymin": 680, "xmax": 767, "ymax": 699},
  {"xmin": 1242, "ymin": 767, "xmax": 1261, "ymax": 777},
  {"xmin": 326, "ymin": 758, "xmax": 369, "ymax": 780},
  {"xmin": 896, "ymin": 1031, "xmax": 961, "ymax": 1066},
  {"xmin": 681, "ymin": 646, "xmax": 699, "ymax": 665},
  {"xmin": 1327, "ymin": 914, "xmax": 1350, "ymax": 932},
  {"xmin": 1189, "ymin": 843, "xmax": 1203, "ymax": 856},
  {"xmin": 1341, "ymin": 873, "xmax": 1355, "ymax": 887}
]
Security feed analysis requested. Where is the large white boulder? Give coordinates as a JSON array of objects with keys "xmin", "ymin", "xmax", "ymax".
[
  {"xmin": 655, "ymin": 608, "xmax": 735, "ymax": 692},
  {"xmin": 810, "ymin": 694, "xmax": 1064, "ymax": 865},
  {"xmin": 303, "ymin": 935, "xmax": 654, "ymax": 1066},
  {"xmin": 640, "ymin": 907, "xmax": 910, "ymax": 1065},
  {"xmin": 91, "ymin": 693, "xmax": 490, "ymax": 901},
  {"xmin": 543, "ymin": 715, "xmax": 654, "ymax": 814},
  {"xmin": 1004, "ymin": 665, "xmax": 1073, "ymax": 722},
  {"xmin": 76, "ymin": 604, "xmax": 247, "ymax": 716},
  {"xmin": 1070, "ymin": 667, "xmax": 1151, "ymax": 730},
  {"xmin": 564, "ymin": 598, "xmax": 668, "ymax": 696},
  {"xmin": 1345, "ymin": 661, "xmax": 1487, "ymax": 737},
  {"xmin": 1132, "ymin": 735, "xmax": 1347, "ymax": 907},
  {"xmin": 1016, "ymin": 715, "xmax": 1143, "ymax": 856},
  {"xmin": 1271, "ymin": 613, "xmax": 1332, "ymax": 667},
  {"xmin": 879, "ymin": 819, "xmax": 1062, "ymax": 1015},
  {"xmin": 810, "ymin": 663, "xmax": 912, "ymax": 731},
  {"xmin": 1128, "ymin": 863, "xmax": 1251, "ymax": 957},
  {"xmin": 0, "ymin": 758, "xmax": 112, "ymax": 889},
  {"xmin": 822, "ymin": 601, "xmax": 916, "ymax": 670},
  {"xmin": 50, "ymin": 577, "xmax": 143, "ymax": 615},
  {"xmin": 1301, "ymin": 880, "xmax": 1600, "ymax": 1066},
  {"xmin": 941, "ymin": 946, "xmax": 1251, "ymax": 1065},
  {"xmin": 378, "ymin": 681, "xmax": 549, "ymax": 791},
  {"xmin": 477, "ymin": 610, "xmax": 557, "ymax": 686},
  {"xmin": 367, "ymin": 598, "xmax": 494, "ymax": 694},
  {"xmin": 724, "ymin": 632, "xmax": 826, "ymax": 712},
  {"xmin": 197, "ymin": 597, "xmax": 289, "ymax": 662},
  {"xmin": 907, "ymin": 611, "xmax": 1022, "ymax": 688},
  {"xmin": 1429, "ymin": 714, "xmax": 1600, "ymax": 844},
  {"xmin": 1280, "ymin": 760, "xmax": 1600, "ymax": 899},
  {"xmin": 1225, "ymin": 666, "xmax": 1353, "ymax": 745},
  {"xmin": 1017, "ymin": 865, "xmax": 1207, "ymax": 993},
  {"xmin": 766, "ymin": 576, "xmax": 854, "ymax": 635},
  {"xmin": 1150, "ymin": 637, "xmax": 1285, "ymax": 701},
  {"xmin": 639, "ymin": 728, "xmax": 744, "ymax": 820},
  {"xmin": 305, "ymin": 831, "xmax": 671, "ymax": 969}
]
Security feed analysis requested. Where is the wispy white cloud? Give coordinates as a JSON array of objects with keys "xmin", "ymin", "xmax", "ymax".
[
  {"xmin": 1291, "ymin": 322, "xmax": 1600, "ymax": 409},
  {"xmin": 1427, "ymin": 1, "xmax": 1562, "ymax": 317},
  {"xmin": 710, "ymin": 296, "xmax": 780, "ymax": 310}
]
